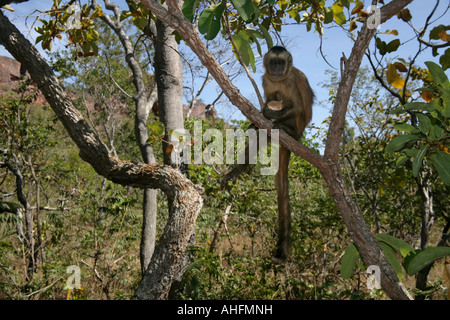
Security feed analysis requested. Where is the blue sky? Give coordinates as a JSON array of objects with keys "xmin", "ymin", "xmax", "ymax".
[{"xmin": 1, "ymin": 0, "xmax": 449, "ymax": 127}]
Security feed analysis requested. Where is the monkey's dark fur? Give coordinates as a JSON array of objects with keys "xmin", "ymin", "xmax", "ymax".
[
  {"xmin": 262, "ymin": 46, "xmax": 314, "ymax": 263},
  {"xmin": 0, "ymin": 0, "xmax": 29, "ymax": 7}
]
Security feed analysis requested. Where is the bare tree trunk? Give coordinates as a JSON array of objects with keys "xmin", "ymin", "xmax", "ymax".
[
  {"xmin": 95, "ymin": 0, "xmax": 160, "ymax": 275},
  {"xmin": 0, "ymin": 10, "xmax": 203, "ymax": 300},
  {"xmin": 153, "ymin": 19, "xmax": 185, "ymax": 169},
  {"xmin": 152, "ymin": 13, "xmax": 194, "ymax": 296}
]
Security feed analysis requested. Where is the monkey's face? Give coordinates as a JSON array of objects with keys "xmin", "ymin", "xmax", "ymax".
[
  {"xmin": 268, "ymin": 57, "xmax": 288, "ymax": 78},
  {"xmin": 264, "ymin": 47, "xmax": 293, "ymax": 80}
]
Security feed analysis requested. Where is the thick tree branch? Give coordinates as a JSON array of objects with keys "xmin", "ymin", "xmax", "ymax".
[{"xmin": 324, "ymin": 0, "xmax": 414, "ymax": 161}]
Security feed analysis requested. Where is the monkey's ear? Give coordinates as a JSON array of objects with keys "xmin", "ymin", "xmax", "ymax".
[{"xmin": 287, "ymin": 53, "xmax": 293, "ymax": 67}]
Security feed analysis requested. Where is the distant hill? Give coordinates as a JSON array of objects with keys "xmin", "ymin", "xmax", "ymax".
[{"xmin": 0, "ymin": 55, "xmax": 22, "ymax": 88}]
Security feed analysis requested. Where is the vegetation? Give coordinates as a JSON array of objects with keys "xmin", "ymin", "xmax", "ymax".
[{"xmin": 0, "ymin": 0, "xmax": 449, "ymax": 300}]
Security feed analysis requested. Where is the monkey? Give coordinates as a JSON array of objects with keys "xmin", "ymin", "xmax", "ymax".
[{"xmin": 262, "ymin": 46, "xmax": 314, "ymax": 263}]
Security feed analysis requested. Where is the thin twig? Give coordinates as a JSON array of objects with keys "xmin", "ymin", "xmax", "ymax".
[{"xmin": 24, "ymin": 276, "xmax": 63, "ymax": 298}]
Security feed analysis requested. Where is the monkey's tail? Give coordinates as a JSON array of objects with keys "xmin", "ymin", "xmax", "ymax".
[{"xmin": 273, "ymin": 146, "xmax": 291, "ymax": 263}]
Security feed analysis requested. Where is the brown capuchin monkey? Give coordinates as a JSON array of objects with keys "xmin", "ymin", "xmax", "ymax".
[{"xmin": 262, "ymin": 46, "xmax": 314, "ymax": 263}]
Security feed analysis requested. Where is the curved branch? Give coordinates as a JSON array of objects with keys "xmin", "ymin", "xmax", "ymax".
[{"xmin": 324, "ymin": 0, "xmax": 415, "ymax": 161}]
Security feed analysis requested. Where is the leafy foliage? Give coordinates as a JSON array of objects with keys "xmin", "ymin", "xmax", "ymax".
[
  {"xmin": 387, "ymin": 62, "xmax": 450, "ymax": 185},
  {"xmin": 341, "ymin": 234, "xmax": 450, "ymax": 281},
  {"xmin": 35, "ymin": 0, "xmax": 102, "ymax": 56}
]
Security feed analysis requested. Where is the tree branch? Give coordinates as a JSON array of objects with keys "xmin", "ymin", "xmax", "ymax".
[{"xmin": 325, "ymin": 0, "xmax": 414, "ymax": 161}]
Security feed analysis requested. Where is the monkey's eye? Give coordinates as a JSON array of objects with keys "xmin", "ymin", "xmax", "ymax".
[{"xmin": 270, "ymin": 59, "xmax": 285, "ymax": 66}]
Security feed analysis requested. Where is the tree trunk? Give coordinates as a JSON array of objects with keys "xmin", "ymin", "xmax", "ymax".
[
  {"xmin": 96, "ymin": 1, "xmax": 161, "ymax": 275},
  {"xmin": 321, "ymin": 161, "xmax": 411, "ymax": 299},
  {"xmin": 152, "ymin": 14, "xmax": 194, "ymax": 296},
  {"xmin": 154, "ymin": 19, "xmax": 185, "ymax": 169},
  {"xmin": 3, "ymin": 161, "xmax": 35, "ymax": 280}
]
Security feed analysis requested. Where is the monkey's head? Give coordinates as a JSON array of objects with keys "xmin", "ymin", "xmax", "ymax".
[{"xmin": 263, "ymin": 46, "xmax": 293, "ymax": 81}]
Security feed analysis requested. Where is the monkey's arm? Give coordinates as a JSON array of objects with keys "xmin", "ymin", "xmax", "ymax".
[{"xmin": 262, "ymin": 104, "xmax": 298, "ymax": 137}]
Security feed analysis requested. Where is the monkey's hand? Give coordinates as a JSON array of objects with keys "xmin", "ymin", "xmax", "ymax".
[{"xmin": 272, "ymin": 120, "xmax": 297, "ymax": 138}]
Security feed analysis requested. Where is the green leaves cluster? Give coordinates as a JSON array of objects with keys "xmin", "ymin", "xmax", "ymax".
[
  {"xmin": 386, "ymin": 62, "xmax": 450, "ymax": 185},
  {"xmin": 341, "ymin": 234, "xmax": 450, "ymax": 281},
  {"xmin": 181, "ymin": 0, "xmax": 372, "ymax": 72},
  {"xmin": 119, "ymin": 1, "xmax": 151, "ymax": 31},
  {"xmin": 429, "ymin": 24, "xmax": 450, "ymax": 70},
  {"xmin": 376, "ymin": 38, "xmax": 401, "ymax": 56},
  {"xmin": 35, "ymin": 0, "xmax": 102, "ymax": 56}
]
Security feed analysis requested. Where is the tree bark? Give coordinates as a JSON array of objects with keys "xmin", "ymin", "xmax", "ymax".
[
  {"xmin": 152, "ymin": 9, "xmax": 193, "ymax": 295},
  {"xmin": 153, "ymin": 19, "xmax": 185, "ymax": 168},
  {"xmin": 139, "ymin": 0, "xmax": 414, "ymax": 300},
  {"xmin": 2, "ymin": 160, "xmax": 35, "ymax": 280},
  {"xmin": 0, "ymin": 10, "xmax": 203, "ymax": 300}
]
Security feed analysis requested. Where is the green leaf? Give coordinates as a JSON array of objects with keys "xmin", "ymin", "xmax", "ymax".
[
  {"xmin": 182, "ymin": 0, "xmax": 199, "ymax": 22},
  {"xmin": 405, "ymin": 246, "xmax": 450, "ymax": 276},
  {"xmin": 376, "ymin": 38, "xmax": 387, "ymax": 55},
  {"xmin": 416, "ymin": 113, "xmax": 431, "ymax": 136},
  {"xmin": 429, "ymin": 150, "xmax": 450, "ymax": 185},
  {"xmin": 440, "ymin": 48, "xmax": 450, "ymax": 71},
  {"xmin": 433, "ymin": 124, "xmax": 445, "ymax": 139},
  {"xmin": 245, "ymin": 29, "xmax": 263, "ymax": 56},
  {"xmin": 333, "ymin": 11, "xmax": 346, "ymax": 25},
  {"xmin": 376, "ymin": 38, "xmax": 400, "ymax": 55},
  {"xmin": 429, "ymin": 25, "xmax": 450, "ymax": 40},
  {"xmin": 331, "ymin": 2, "xmax": 346, "ymax": 25},
  {"xmin": 393, "ymin": 123, "xmax": 419, "ymax": 134},
  {"xmin": 396, "ymin": 155, "xmax": 408, "ymax": 167},
  {"xmin": 133, "ymin": 16, "xmax": 148, "ymax": 31},
  {"xmin": 424, "ymin": 61, "xmax": 450, "ymax": 117},
  {"xmin": 324, "ymin": 7, "xmax": 334, "ymax": 24},
  {"xmin": 386, "ymin": 134, "xmax": 419, "ymax": 153},
  {"xmin": 375, "ymin": 234, "xmax": 415, "ymax": 258},
  {"xmin": 425, "ymin": 61, "xmax": 450, "ymax": 90},
  {"xmin": 198, "ymin": 2, "xmax": 225, "ymax": 40},
  {"xmin": 232, "ymin": 30, "xmax": 256, "ymax": 72},
  {"xmin": 385, "ymin": 39, "xmax": 401, "ymax": 53},
  {"xmin": 379, "ymin": 242, "xmax": 404, "ymax": 281},
  {"xmin": 404, "ymin": 101, "xmax": 437, "ymax": 113},
  {"xmin": 230, "ymin": 0, "xmax": 256, "ymax": 22},
  {"xmin": 258, "ymin": 24, "xmax": 273, "ymax": 50},
  {"xmin": 340, "ymin": 244, "xmax": 360, "ymax": 279},
  {"xmin": 412, "ymin": 145, "xmax": 429, "ymax": 177}
]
